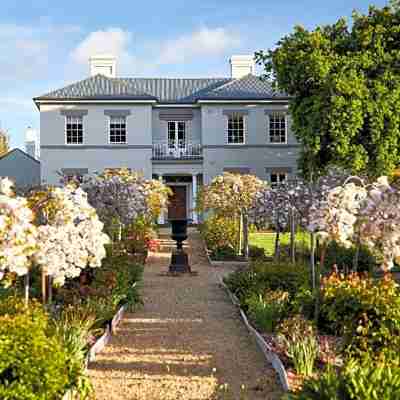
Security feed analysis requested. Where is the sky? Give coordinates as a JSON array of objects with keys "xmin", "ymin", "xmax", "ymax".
[{"xmin": 0, "ymin": 0, "xmax": 388, "ymax": 149}]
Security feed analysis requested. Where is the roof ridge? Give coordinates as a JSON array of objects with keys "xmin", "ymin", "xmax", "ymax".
[
  {"xmin": 118, "ymin": 77, "xmax": 231, "ymax": 81},
  {"xmin": 210, "ymin": 73, "xmax": 257, "ymax": 93}
]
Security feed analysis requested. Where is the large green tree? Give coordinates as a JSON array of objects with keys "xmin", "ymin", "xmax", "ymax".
[{"xmin": 256, "ymin": 5, "xmax": 400, "ymax": 178}]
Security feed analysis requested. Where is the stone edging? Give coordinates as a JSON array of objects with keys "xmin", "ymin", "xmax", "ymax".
[
  {"xmin": 219, "ymin": 277, "xmax": 290, "ymax": 392},
  {"xmin": 62, "ymin": 303, "xmax": 128, "ymax": 400}
]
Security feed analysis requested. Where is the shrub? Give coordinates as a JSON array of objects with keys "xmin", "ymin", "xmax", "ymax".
[
  {"xmin": 224, "ymin": 261, "xmax": 311, "ymax": 308},
  {"xmin": 50, "ymin": 306, "xmax": 95, "ymax": 398},
  {"xmin": 248, "ymin": 245, "xmax": 266, "ymax": 259},
  {"xmin": 252, "ymin": 260, "xmax": 311, "ymax": 299},
  {"xmin": 286, "ymin": 351, "xmax": 400, "ymax": 400},
  {"xmin": 291, "ymin": 285, "xmax": 316, "ymax": 320},
  {"xmin": 277, "ymin": 315, "xmax": 318, "ymax": 377},
  {"xmin": 322, "ymin": 241, "xmax": 377, "ymax": 273},
  {"xmin": 246, "ymin": 290, "xmax": 289, "ymax": 332},
  {"xmin": 223, "ymin": 268, "xmax": 259, "ymax": 305},
  {"xmin": 199, "ymin": 215, "xmax": 238, "ymax": 256},
  {"xmin": 319, "ymin": 272, "xmax": 400, "ymax": 354},
  {"xmin": 0, "ymin": 300, "xmax": 70, "ymax": 400}
]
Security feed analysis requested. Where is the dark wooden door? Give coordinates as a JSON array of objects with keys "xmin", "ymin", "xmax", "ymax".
[{"xmin": 168, "ymin": 186, "xmax": 187, "ymax": 220}]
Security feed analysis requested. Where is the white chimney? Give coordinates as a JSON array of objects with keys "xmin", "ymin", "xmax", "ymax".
[
  {"xmin": 25, "ymin": 126, "xmax": 40, "ymax": 160},
  {"xmin": 230, "ymin": 55, "xmax": 255, "ymax": 79},
  {"xmin": 89, "ymin": 54, "xmax": 116, "ymax": 78}
]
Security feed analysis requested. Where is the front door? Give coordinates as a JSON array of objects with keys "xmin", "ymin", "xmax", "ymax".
[{"xmin": 168, "ymin": 186, "xmax": 187, "ymax": 220}]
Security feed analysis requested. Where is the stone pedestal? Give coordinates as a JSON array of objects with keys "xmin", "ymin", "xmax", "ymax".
[{"xmin": 169, "ymin": 249, "xmax": 191, "ymax": 273}]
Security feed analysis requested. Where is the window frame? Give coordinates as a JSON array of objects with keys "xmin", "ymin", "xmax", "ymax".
[
  {"xmin": 65, "ymin": 115, "xmax": 84, "ymax": 145},
  {"xmin": 167, "ymin": 120, "xmax": 187, "ymax": 149},
  {"xmin": 108, "ymin": 115, "xmax": 127, "ymax": 144},
  {"xmin": 267, "ymin": 112, "xmax": 288, "ymax": 145},
  {"xmin": 270, "ymin": 171, "xmax": 288, "ymax": 187},
  {"xmin": 226, "ymin": 114, "xmax": 246, "ymax": 145}
]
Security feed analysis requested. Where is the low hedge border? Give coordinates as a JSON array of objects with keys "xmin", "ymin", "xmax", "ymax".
[
  {"xmin": 202, "ymin": 238, "xmax": 249, "ymax": 268},
  {"xmin": 219, "ymin": 277, "xmax": 290, "ymax": 392}
]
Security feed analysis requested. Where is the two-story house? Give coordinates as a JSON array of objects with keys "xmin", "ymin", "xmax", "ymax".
[{"xmin": 34, "ymin": 54, "xmax": 300, "ymax": 223}]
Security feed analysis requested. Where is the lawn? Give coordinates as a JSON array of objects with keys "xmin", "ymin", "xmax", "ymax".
[{"xmin": 249, "ymin": 231, "xmax": 310, "ymax": 257}]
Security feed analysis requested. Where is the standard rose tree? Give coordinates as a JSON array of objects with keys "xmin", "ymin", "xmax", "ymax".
[
  {"xmin": 0, "ymin": 178, "xmax": 37, "ymax": 298},
  {"xmin": 200, "ymin": 172, "xmax": 267, "ymax": 258}
]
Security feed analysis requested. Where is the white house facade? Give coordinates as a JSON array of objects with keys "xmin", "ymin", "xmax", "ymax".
[{"xmin": 34, "ymin": 55, "xmax": 300, "ymax": 223}]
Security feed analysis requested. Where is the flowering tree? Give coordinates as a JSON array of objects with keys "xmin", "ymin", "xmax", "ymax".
[
  {"xmin": 84, "ymin": 169, "xmax": 170, "ymax": 236},
  {"xmin": 358, "ymin": 177, "xmax": 400, "ymax": 271},
  {"xmin": 308, "ymin": 174, "xmax": 400, "ymax": 273},
  {"xmin": 30, "ymin": 184, "xmax": 110, "ymax": 287},
  {"xmin": 200, "ymin": 173, "xmax": 267, "ymax": 258},
  {"xmin": 0, "ymin": 178, "xmax": 37, "ymax": 302}
]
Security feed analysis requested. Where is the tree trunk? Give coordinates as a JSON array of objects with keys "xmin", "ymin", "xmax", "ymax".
[
  {"xmin": 310, "ymin": 232, "xmax": 316, "ymax": 290},
  {"xmin": 353, "ymin": 236, "xmax": 361, "ymax": 273},
  {"xmin": 42, "ymin": 270, "xmax": 47, "ymax": 303},
  {"xmin": 273, "ymin": 211, "xmax": 281, "ymax": 262},
  {"xmin": 47, "ymin": 276, "xmax": 53, "ymax": 304},
  {"xmin": 238, "ymin": 213, "xmax": 243, "ymax": 256},
  {"xmin": 24, "ymin": 273, "xmax": 30, "ymax": 307},
  {"xmin": 243, "ymin": 213, "xmax": 249, "ymax": 260},
  {"xmin": 319, "ymin": 242, "xmax": 327, "ymax": 271},
  {"xmin": 290, "ymin": 208, "xmax": 296, "ymax": 264}
]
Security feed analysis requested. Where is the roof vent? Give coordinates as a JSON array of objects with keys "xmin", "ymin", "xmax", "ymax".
[
  {"xmin": 230, "ymin": 55, "xmax": 255, "ymax": 79},
  {"xmin": 89, "ymin": 54, "xmax": 116, "ymax": 78}
]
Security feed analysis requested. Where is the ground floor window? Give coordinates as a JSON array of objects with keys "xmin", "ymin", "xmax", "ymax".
[{"xmin": 270, "ymin": 172, "xmax": 287, "ymax": 187}]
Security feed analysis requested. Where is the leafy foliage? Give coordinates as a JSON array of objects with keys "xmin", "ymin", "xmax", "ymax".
[
  {"xmin": 199, "ymin": 214, "xmax": 239, "ymax": 257},
  {"xmin": 246, "ymin": 290, "xmax": 289, "ymax": 332},
  {"xmin": 277, "ymin": 315, "xmax": 318, "ymax": 377},
  {"xmin": 286, "ymin": 351, "xmax": 400, "ymax": 400},
  {"xmin": 319, "ymin": 272, "xmax": 400, "ymax": 354},
  {"xmin": 0, "ymin": 299, "xmax": 70, "ymax": 400},
  {"xmin": 256, "ymin": 5, "xmax": 400, "ymax": 177}
]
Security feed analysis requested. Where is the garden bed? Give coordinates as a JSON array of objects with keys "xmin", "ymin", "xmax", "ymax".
[{"xmin": 219, "ymin": 276, "xmax": 290, "ymax": 391}]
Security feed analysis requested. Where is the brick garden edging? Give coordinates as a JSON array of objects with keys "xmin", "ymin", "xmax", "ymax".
[{"xmin": 219, "ymin": 277, "xmax": 290, "ymax": 392}]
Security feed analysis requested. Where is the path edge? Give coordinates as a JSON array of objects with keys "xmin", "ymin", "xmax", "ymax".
[{"xmin": 219, "ymin": 277, "xmax": 290, "ymax": 392}]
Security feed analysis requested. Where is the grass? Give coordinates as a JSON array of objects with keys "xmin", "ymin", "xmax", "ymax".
[{"xmin": 249, "ymin": 231, "xmax": 310, "ymax": 257}]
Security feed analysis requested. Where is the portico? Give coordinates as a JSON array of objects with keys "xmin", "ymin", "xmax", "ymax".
[{"xmin": 153, "ymin": 162, "xmax": 203, "ymax": 225}]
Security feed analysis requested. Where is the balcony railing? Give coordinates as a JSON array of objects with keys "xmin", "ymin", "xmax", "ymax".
[{"xmin": 152, "ymin": 142, "xmax": 202, "ymax": 160}]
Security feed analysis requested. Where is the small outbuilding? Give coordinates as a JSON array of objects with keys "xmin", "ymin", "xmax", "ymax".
[{"xmin": 0, "ymin": 148, "xmax": 41, "ymax": 189}]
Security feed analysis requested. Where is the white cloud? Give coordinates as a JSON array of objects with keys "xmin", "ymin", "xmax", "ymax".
[
  {"xmin": 0, "ymin": 24, "xmax": 49, "ymax": 81},
  {"xmin": 69, "ymin": 26, "xmax": 241, "ymax": 76},
  {"xmin": 158, "ymin": 27, "xmax": 241, "ymax": 64},
  {"xmin": 71, "ymin": 28, "xmax": 132, "ymax": 64}
]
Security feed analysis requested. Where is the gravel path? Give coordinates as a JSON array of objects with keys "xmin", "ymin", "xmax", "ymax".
[{"xmin": 89, "ymin": 230, "xmax": 283, "ymax": 400}]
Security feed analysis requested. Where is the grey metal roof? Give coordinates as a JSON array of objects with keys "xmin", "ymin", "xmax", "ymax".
[{"xmin": 34, "ymin": 74, "xmax": 287, "ymax": 103}]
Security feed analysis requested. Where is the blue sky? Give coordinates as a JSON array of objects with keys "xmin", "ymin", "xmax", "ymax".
[{"xmin": 0, "ymin": 0, "xmax": 388, "ymax": 149}]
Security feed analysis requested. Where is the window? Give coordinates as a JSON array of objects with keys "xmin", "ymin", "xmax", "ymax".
[
  {"xmin": 109, "ymin": 116, "xmax": 127, "ymax": 144},
  {"xmin": 61, "ymin": 168, "xmax": 88, "ymax": 184},
  {"xmin": 66, "ymin": 116, "xmax": 83, "ymax": 144},
  {"xmin": 269, "ymin": 113, "xmax": 287, "ymax": 144},
  {"xmin": 168, "ymin": 121, "xmax": 186, "ymax": 148},
  {"xmin": 270, "ymin": 172, "xmax": 287, "ymax": 187},
  {"xmin": 227, "ymin": 114, "xmax": 245, "ymax": 144}
]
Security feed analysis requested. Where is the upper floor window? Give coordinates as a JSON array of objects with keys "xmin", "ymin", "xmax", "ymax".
[
  {"xmin": 270, "ymin": 172, "xmax": 287, "ymax": 188},
  {"xmin": 268, "ymin": 112, "xmax": 287, "ymax": 144},
  {"xmin": 66, "ymin": 116, "xmax": 83, "ymax": 144},
  {"xmin": 227, "ymin": 114, "xmax": 245, "ymax": 144},
  {"xmin": 168, "ymin": 121, "xmax": 186, "ymax": 149},
  {"xmin": 109, "ymin": 116, "xmax": 127, "ymax": 144}
]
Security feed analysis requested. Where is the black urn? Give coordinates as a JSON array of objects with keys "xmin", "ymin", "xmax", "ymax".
[{"xmin": 169, "ymin": 219, "xmax": 191, "ymax": 273}]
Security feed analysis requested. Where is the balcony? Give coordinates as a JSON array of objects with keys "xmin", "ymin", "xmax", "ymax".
[{"xmin": 152, "ymin": 142, "xmax": 202, "ymax": 160}]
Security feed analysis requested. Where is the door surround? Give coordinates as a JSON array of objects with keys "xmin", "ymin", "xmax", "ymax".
[{"xmin": 167, "ymin": 181, "xmax": 191, "ymax": 221}]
